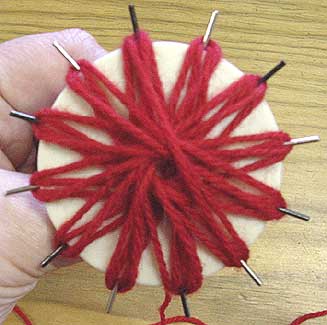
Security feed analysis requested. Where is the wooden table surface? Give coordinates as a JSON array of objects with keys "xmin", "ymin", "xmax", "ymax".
[{"xmin": 3, "ymin": 0, "xmax": 327, "ymax": 324}]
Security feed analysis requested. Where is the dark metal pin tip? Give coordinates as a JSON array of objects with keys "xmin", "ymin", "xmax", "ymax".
[
  {"xmin": 259, "ymin": 60, "xmax": 286, "ymax": 84},
  {"xmin": 10, "ymin": 110, "xmax": 38, "ymax": 123},
  {"xmin": 278, "ymin": 207, "xmax": 311, "ymax": 221},
  {"xmin": 128, "ymin": 4, "xmax": 139, "ymax": 34},
  {"xmin": 180, "ymin": 290, "xmax": 191, "ymax": 318},
  {"xmin": 106, "ymin": 283, "xmax": 119, "ymax": 313},
  {"xmin": 41, "ymin": 244, "xmax": 67, "ymax": 268}
]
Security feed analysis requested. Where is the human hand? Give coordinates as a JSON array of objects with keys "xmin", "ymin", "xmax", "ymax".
[{"xmin": 0, "ymin": 29, "xmax": 107, "ymax": 323}]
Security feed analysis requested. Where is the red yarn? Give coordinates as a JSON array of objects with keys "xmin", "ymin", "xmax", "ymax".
[
  {"xmin": 13, "ymin": 306, "xmax": 32, "ymax": 325},
  {"xmin": 290, "ymin": 309, "xmax": 327, "ymax": 324},
  {"xmin": 30, "ymin": 31, "xmax": 292, "ymax": 323},
  {"xmin": 150, "ymin": 316, "xmax": 208, "ymax": 325},
  {"xmin": 153, "ymin": 292, "xmax": 209, "ymax": 325}
]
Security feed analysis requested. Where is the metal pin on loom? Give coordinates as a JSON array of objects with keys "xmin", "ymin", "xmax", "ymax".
[
  {"xmin": 128, "ymin": 4, "xmax": 139, "ymax": 34},
  {"xmin": 240, "ymin": 260, "xmax": 263, "ymax": 286},
  {"xmin": 284, "ymin": 135, "xmax": 320, "ymax": 146},
  {"xmin": 180, "ymin": 290, "xmax": 191, "ymax": 317},
  {"xmin": 53, "ymin": 40, "xmax": 81, "ymax": 71},
  {"xmin": 259, "ymin": 61, "xmax": 286, "ymax": 84},
  {"xmin": 9, "ymin": 110, "xmax": 38, "ymax": 123},
  {"xmin": 106, "ymin": 283, "xmax": 119, "ymax": 313},
  {"xmin": 278, "ymin": 207, "xmax": 311, "ymax": 221},
  {"xmin": 5, "ymin": 185, "xmax": 39, "ymax": 196},
  {"xmin": 203, "ymin": 10, "xmax": 219, "ymax": 47},
  {"xmin": 41, "ymin": 244, "xmax": 68, "ymax": 268}
]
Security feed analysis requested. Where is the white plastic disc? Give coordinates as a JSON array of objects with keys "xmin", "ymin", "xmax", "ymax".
[{"xmin": 37, "ymin": 41, "xmax": 282, "ymax": 286}]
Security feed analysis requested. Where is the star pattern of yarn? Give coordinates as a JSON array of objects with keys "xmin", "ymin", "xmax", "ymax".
[{"xmin": 30, "ymin": 31, "xmax": 292, "ymax": 324}]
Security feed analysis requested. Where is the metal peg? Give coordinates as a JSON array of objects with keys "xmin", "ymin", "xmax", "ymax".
[
  {"xmin": 53, "ymin": 41, "xmax": 81, "ymax": 71},
  {"xmin": 240, "ymin": 260, "xmax": 263, "ymax": 286},
  {"xmin": 284, "ymin": 135, "xmax": 320, "ymax": 146},
  {"xmin": 128, "ymin": 4, "xmax": 139, "ymax": 34},
  {"xmin": 259, "ymin": 61, "xmax": 286, "ymax": 84},
  {"xmin": 106, "ymin": 283, "xmax": 119, "ymax": 313},
  {"xmin": 5, "ymin": 185, "xmax": 39, "ymax": 196},
  {"xmin": 203, "ymin": 10, "xmax": 219, "ymax": 47},
  {"xmin": 180, "ymin": 290, "xmax": 191, "ymax": 318},
  {"xmin": 41, "ymin": 244, "xmax": 68, "ymax": 268},
  {"xmin": 10, "ymin": 110, "xmax": 38, "ymax": 123},
  {"xmin": 278, "ymin": 207, "xmax": 310, "ymax": 221}
]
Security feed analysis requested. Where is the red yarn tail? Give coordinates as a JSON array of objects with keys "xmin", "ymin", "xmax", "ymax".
[
  {"xmin": 13, "ymin": 306, "xmax": 33, "ymax": 325},
  {"xmin": 151, "ymin": 292, "xmax": 208, "ymax": 325},
  {"xmin": 290, "ymin": 309, "xmax": 327, "ymax": 325},
  {"xmin": 150, "ymin": 316, "xmax": 208, "ymax": 325}
]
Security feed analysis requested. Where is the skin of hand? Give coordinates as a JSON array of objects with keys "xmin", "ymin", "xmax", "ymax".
[{"xmin": 0, "ymin": 29, "xmax": 107, "ymax": 323}]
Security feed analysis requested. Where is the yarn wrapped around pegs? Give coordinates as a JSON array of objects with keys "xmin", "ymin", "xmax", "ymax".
[{"xmin": 24, "ymin": 29, "xmax": 296, "ymax": 324}]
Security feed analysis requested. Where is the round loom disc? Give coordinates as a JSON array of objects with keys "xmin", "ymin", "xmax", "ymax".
[{"xmin": 37, "ymin": 41, "xmax": 282, "ymax": 286}]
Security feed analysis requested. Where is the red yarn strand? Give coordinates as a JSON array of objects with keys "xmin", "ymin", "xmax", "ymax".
[
  {"xmin": 150, "ymin": 316, "xmax": 208, "ymax": 325},
  {"xmin": 13, "ymin": 306, "xmax": 32, "ymax": 325},
  {"xmin": 290, "ymin": 310, "xmax": 327, "ymax": 325}
]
